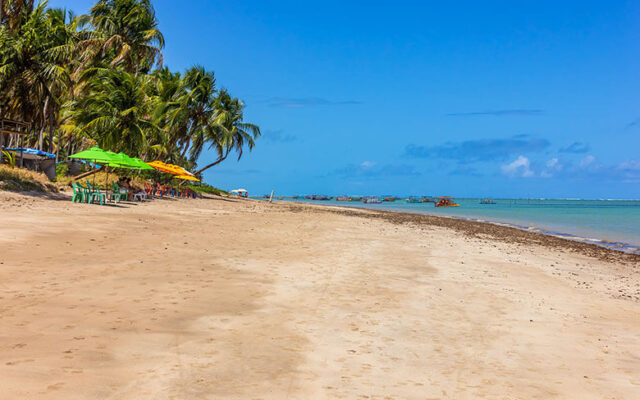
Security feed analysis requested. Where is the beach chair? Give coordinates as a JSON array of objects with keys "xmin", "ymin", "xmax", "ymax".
[
  {"xmin": 71, "ymin": 183, "xmax": 84, "ymax": 203},
  {"xmin": 86, "ymin": 181, "xmax": 106, "ymax": 205},
  {"xmin": 112, "ymin": 182, "xmax": 128, "ymax": 201},
  {"xmin": 144, "ymin": 183, "xmax": 155, "ymax": 199},
  {"xmin": 133, "ymin": 189, "xmax": 147, "ymax": 202},
  {"xmin": 78, "ymin": 184, "xmax": 96, "ymax": 204},
  {"xmin": 76, "ymin": 184, "xmax": 91, "ymax": 203}
]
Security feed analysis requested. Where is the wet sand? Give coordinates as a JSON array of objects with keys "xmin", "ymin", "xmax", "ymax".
[{"xmin": 1, "ymin": 192, "xmax": 639, "ymax": 399}]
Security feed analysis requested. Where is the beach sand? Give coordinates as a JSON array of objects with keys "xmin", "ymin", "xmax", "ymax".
[{"xmin": 1, "ymin": 192, "xmax": 639, "ymax": 399}]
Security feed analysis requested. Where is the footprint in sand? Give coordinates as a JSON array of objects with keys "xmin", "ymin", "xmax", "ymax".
[
  {"xmin": 6, "ymin": 359, "xmax": 34, "ymax": 366},
  {"xmin": 46, "ymin": 382, "xmax": 65, "ymax": 392}
]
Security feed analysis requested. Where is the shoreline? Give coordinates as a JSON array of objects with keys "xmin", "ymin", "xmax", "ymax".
[
  {"xmin": 271, "ymin": 199, "xmax": 640, "ymax": 258},
  {"xmin": 272, "ymin": 199, "xmax": 640, "ymax": 263}
]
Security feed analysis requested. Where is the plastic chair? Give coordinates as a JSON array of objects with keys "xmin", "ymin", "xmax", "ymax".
[
  {"xmin": 112, "ymin": 182, "xmax": 128, "ymax": 201},
  {"xmin": 86, "ymin": 182, "xmax": 106, "ymax": 205},
  {"xmin": 71, "ymin": 183, "xmax": 84, "ymax": 203}
]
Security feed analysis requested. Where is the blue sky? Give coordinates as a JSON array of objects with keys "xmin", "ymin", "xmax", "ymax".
[{"xmin": 50, "ymin": 0, "xmax": 640, "ymax": 198}]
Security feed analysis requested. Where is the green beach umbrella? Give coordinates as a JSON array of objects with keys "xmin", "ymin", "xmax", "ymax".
[
  {"xmin": 69, "ymin": 146, "xmax": 120, "ymax": 164},
  {"xmin": 101, "ymin": 153, "xmax": 154, "ymax": 189},
  {"xmin": 69, "ymin": 146, "xmax": 122, "ymax": 185},
  {"xmin": 115, "ymin": 153, "xmax": 153, "ymax": 170}
]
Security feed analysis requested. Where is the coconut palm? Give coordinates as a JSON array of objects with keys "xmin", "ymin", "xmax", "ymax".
[
  {"xmin": 1, "ymin": 0, "xmax": 260, "ymax": 176},
  {"xmin": 78, "ymin": 0, "xmax": 164, "ymax": 74},
  {"xmin": 0, "ymin": 1, "xmax": 77, "ymax": 151},
  {"xmin": 1, "ymin": 0, "xmax": 36, "ymax": 31},
  {"xmin": 193, "ymin": 89, "xmax": 260, "ymax": 175},
  {"xmin": 69, "ymin": 68, "xmax": 156, "ymax": 154}
]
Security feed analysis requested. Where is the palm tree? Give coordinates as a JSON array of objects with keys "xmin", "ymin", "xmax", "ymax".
[
  {"xmin": 0, "ymin": 1, "xmax": 77, "ymax": 151},
  {"xmin": 69, "ymin": 68, "xmax": 156, "ymax": 154},
  {"xmin": 78, "ymin": 0, "xmax": 164, "ymax": 74},
  {"xmin": 177, "ymin": 66, "xmax": 218, "ymax": 159},
  {"xmin": 193, "ymin": 89, "xmax": 260, "ymax": 175},
  {"xmin": 145, "ymin": 67, "xmax": 186, "ymax": 161},
  {"xmin": 0, "ymin": 0, "xmax": 261, "ymax": 177},
  {"xmin": 1, "ymin": 0, "xmax": 36, "ymax": 31}
]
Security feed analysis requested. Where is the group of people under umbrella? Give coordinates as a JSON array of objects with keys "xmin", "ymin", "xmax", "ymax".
[{"xmin": 68, "ymin": 146, "xmax": 201, "ymax": 203}]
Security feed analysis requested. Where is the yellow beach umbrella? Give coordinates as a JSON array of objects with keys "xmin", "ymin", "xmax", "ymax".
[
  {"xmin": 173, "ymin": 165, "xmax": 194, "ymax": 176},
  {"xmin": 147, "ymin": 160, "xmax": 194, "ymax": 176},
  {"xmin": 174, "ymin": 174, "xmax": 200, "ymax": 182}
]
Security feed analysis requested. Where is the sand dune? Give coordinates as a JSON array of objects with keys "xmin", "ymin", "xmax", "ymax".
[{"xmin": 1, "ymin": 192, "xmax": 639, "ymax": 399}]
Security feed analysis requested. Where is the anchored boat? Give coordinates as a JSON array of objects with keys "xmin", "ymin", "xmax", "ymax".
[
  {"xmin": 434, "ymin": 196, "xmax": 460, "ymax": 207},
  {"xmin": 479, "ymin": 199, "xmax": 496, "ymax": 204},
  {"xmin": 363, "ymin": 196, "xmax": 383, "ymax": 204},
  {"xmin": 406, "ymin": 196, "xmax": 432, "ymax": 203}
]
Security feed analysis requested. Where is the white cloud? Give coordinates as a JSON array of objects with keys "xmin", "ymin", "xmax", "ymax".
[
  {"xmin": 541, "ymin": 157, "xmax": 563, "ymax": 178},
  {"xmin": 579, "ymin": 155, "xmax": 596, "ymax": 168},
  {"xmin": 360, "ymin": 161, "xmax": 377, "ymax": 168},
  {"xmin": 501, "ymin": 155, "xmax": 534, "ymax": 178},
  {"xmin": 619, "ymin": 160, "xmax": 640, "ymax": 170}
]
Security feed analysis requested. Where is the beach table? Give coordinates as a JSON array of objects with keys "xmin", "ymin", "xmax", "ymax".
[{"xmin": 105, "ymin": 191, "xmax": 120, "ymax": 204}]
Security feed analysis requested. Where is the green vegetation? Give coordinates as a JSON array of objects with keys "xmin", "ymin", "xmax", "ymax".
[
  {"xmin": 186, "ymin": 182, "xmax": 228, "ymax": 196},
  {"xmin": 0, "ymin": 0, "xmax": 260, "ymax": 178},
  {"xmin": 2, "ymin": 150, "xmax": 16, "ymax": 168}
]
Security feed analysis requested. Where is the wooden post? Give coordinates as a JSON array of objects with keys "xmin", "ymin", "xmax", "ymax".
[
  {"xmin": 269, "ymin": 190, "xmax": 274, "ymax": 202},
  {"xmin": 19, "ymin": 135, "xmax": 24, "ymax": 167},
  {"xmin": 0, "ymin": 119, "xmax": 3, "ymax": 164}
]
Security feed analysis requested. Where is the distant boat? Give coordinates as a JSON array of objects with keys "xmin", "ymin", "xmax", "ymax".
[
  {"xmin": 336, "ymin": 195, "xmax": 349, "ymax": 201},
  {"xmin": 479, "ymin": 199, "xmax": 496, "ymax": 204},
  {"xmin": 363, "ymin": 196, "xmax": 383, "ymax": 204},
  {"xmin": 310, "ymin": 195, "xmax": 329, "ymax": 200},
  {"xmin": 406, "ymin": 196, "xmax": 431, "ymax": 203},
  {"xmin": 434, "ymin": 196, "xmax": 460, "ymax": 207},
  {"xmin": 348, "ymin": 196, "xmax": 362, "ymax": 202},
  {"xmin": 382, "ymin": 196, "xmax": 397, "ymax": 202}
]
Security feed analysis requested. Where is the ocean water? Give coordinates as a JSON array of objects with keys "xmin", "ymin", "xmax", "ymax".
[{"xmin": 267, "ymin": 197, "xmax": 640, "ymax": 253}]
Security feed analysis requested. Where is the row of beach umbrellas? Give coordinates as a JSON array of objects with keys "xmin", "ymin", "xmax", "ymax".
[{"xmin": 68, "ymin": 146, "xmax": 200, "ymax": 184}]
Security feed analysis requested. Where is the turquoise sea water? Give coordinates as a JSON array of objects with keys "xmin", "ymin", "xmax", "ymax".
[{"xmin": 265, "ymin": 197, "xmax": 640, "ymax": 253}]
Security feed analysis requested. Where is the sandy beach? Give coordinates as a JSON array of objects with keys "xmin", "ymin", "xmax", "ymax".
[{"xmin": 1, "ymin": 192, "xmax": 639, "ymax": 399}]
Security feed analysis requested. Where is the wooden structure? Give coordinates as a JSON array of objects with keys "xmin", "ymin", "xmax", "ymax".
[{"xmin": 0, "ymin": 119, "xmax": 31, "ymax": 167}]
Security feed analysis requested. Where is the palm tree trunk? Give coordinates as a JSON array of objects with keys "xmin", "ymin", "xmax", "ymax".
[
  {"xmin": 180, "ymin": 138, "xmax": 191, "ymax": 159},
  {"xmin": 39, "ymin": 96, "xmax": 50, "ymax": 150},
  {"xmin": 38, "ymin": 127, "xmax": 45, "ymax": 150},
  {"xmin": 73, "ymin": 167, "xmax": 100, "ymax": 181},
  {"xmin": 193, "ymin": 152, "xmax": 228, "ymax": 175},
  {"xmin": 56, "ymin": 129, "xmax": 60, "ymax": 162}
]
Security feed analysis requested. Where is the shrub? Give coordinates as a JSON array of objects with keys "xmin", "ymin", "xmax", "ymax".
[
  {"xmin": 186, "ymin": 182, "xmax": 228, "ymax": 195},
  {"xmin": 0, "ymin": 165, "xmax": 59, "ymax": 192},
  {"xmin": 56, "ymin": 162, "xmax": 69, "ymax": 179},
  {"xmin": 1, "ymin": 151, "xmax": 16, "ymax": 168}
]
